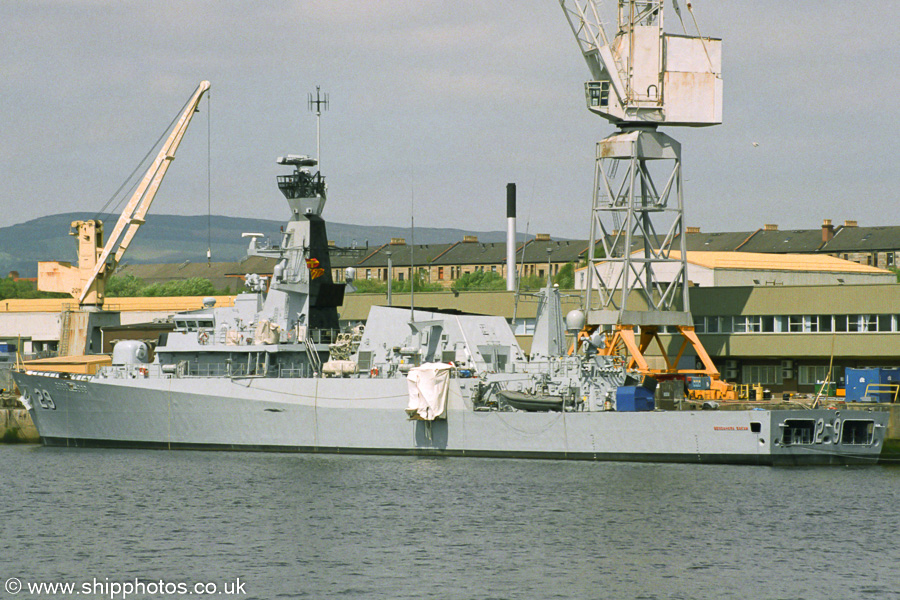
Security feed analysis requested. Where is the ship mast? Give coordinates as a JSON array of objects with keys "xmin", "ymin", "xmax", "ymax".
[{"xmin": 308, "ymin": 86, "xmax": 329, "ymax": 173}]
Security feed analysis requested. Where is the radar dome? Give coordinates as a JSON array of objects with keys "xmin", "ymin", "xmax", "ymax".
[{"xmin": 565, "ymin": 309, "xmax": 586, "ymax": 332}]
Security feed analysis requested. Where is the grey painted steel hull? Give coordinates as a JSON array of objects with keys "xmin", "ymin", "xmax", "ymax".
[{"xmin": 14, "ymin": 372, "xmax": 886, "ymax": 465}]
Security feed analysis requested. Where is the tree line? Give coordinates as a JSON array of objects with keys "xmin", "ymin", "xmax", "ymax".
[{"xmin": 0, "ymin": 262, "xmax": 579, "ymax": 302}]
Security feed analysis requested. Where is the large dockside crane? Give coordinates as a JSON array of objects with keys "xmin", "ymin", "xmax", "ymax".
[
  {"xmin": 558, "ymin": 1, "xmax": 734, "ymax": 399},
  {"xmin": 37, "ymin": 81, "xmax": 210, "ymax": 355}
]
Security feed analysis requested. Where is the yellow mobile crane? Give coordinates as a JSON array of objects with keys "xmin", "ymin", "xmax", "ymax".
[{"xmin": 37, "ymin": 81, "xmax": 210, "ymax": 356}]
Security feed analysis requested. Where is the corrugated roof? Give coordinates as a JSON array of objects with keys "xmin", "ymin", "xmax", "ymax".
[
  {"xmin": 578, "ymin": 251, "xmax": 892, "ymax": 274},
  {"xmin": 674, "ymin": 251, "xmax": 891, "ymax": 273},
  {"xmin": 0, "ymin": 296, "xmax": 236, "ymax": 313},
  {"xmin": 25, "ymin": 355, "xmax": 112, "ymax": 366}
]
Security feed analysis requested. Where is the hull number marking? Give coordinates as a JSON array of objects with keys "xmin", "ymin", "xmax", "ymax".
[{"xmin": 24, "ymin": 388, "xmax": 56, "ymax": 410}]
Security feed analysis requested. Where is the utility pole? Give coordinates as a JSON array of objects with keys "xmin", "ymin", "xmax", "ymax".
[{"xmin": 386, "ymin": 251, "xmax": 393, "ymax": 307}]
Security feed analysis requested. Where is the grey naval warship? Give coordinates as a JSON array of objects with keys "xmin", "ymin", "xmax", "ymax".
[{"xmin": 13, "ymin": 156, "xmax": 887, "ymax": 465}]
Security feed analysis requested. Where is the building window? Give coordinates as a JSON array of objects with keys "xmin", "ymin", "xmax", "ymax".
[
  {"xmin": 703, "ymin": 314, "xmax": 899, "ymax": 335},
  {"xmin": 693, "ymin": 317, "xmax": 706, "ymax": 333},
  {"xmin": 861, "ymin": 315, "xmax": 877, "ymax": 332},
  {"xmin": 798, "ymin": 365, "xmax": 840, "ymax": 386},
  {"xmin": 834, "ymin": 315, "xmax": 848, "ymax": 332},
  {"xmin": 742, "ymin": 365, "xmax": 782, "ymax": 385},
  {"xmin": 747, "ymin": 316, "xmax": 762, "ymax": 333},
  {"xmin": 720, "ymin": 317, "xmax": 733, "ymax": 334},
  {"xmin": 510, "ymin": 318, "xmax": 536, "ymax": 335},
  {"xmin": 438, "ymin": 267, "xmax": 444, "ymax": 280},
  {"xmin": 804, "ymin": 316, "xmax": 818, "ymax": 333},
  {"xmin": 365, "ymin": 269, "xmax": 371, "ymax": 279},
  {"xmin": 398, "ymin": 272, "xmax": 404, "ymax": 281}
]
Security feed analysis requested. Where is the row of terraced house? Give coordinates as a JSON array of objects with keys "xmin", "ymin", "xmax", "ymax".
[{"xmin": 326, "ymin": 219, "xmax": 900, "ymax": 287}]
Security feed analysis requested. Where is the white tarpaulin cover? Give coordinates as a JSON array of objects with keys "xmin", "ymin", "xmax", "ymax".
[
  {"xmin": 406, "ymin": 363, "xmax": 452, "ymax": 421},
  {"xmin": 253, "ymin": 319, "xmax": 281, "ymax": 345}
]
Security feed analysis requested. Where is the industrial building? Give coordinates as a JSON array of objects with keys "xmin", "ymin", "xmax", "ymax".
[
  {"xmin": 681, "ymin": 220, "xmax": 900, "ymax": 268},
  {"xmin": 576, "ymin": 251, "xmax": 895, "ymax": 289}
]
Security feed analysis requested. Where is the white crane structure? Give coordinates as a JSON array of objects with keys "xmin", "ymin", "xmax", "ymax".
[{"xmin": 560, "ymin": 1, "xmax": 728, "ymax": 389}]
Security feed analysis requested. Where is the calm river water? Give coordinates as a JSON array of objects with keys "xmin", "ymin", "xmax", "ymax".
[{"xmin": 1, "ymin": 445, "xmax": 898, "ymax": 600}]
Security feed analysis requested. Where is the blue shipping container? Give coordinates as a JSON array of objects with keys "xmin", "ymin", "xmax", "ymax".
[
  {"xmin": 845, "ymin": 368, "xmax": 886, "ymax": 402},
  {"xmin": 879, "ymin": 368, "xmax": 900, "ymax": 402},
  {"xmin": 616, "ymin": 386, "xmax": 655, "ymax": 412},
  {"xmin": 881, "ymin": 368, "xmax": 900, "ymax": 384}
]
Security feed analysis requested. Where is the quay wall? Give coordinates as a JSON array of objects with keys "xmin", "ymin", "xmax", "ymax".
[{"xmin": 0, "ymin": 407, "xmax": 39, "ymax": 443}]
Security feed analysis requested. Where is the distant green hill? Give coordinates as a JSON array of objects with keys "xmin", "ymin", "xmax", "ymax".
[{"xmin": 0, "ymin": 213, "xmax": 531, "ymax": 278}]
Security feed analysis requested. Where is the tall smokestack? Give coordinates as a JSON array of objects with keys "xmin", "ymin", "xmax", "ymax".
[{"xmin": 506, "ymin": 183, "xmax": 516, "ymax": 291}]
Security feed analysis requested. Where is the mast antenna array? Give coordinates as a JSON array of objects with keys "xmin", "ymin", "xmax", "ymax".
[{"xmin": 308, "ymin": 86, "xmax": 329, "ymax": 171}]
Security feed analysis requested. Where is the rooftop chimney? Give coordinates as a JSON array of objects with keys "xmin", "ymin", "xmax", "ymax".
[
  {"xmin": 685, "ymin": 226, "xmax": 701, "ymax": 234},
  {"xmin": 463, "ymin": 235, "xmax": 479, "ymax": 243},
  {"xmin": 389, "ymin": 237, "xmax": 406, "ymax": 245},
  {"xmin": 843, "ymin": 220, "xmax": 858, "ymax": 228},
  {"xmin": 822, "ymin": 219, "xmax": 835, "ymax": 243},
  {"xmin": 535, "ymin": 233, "xmax": 551, "ymax": 242},
  {"xmin": 327, "ymin": 240, "xmax": 336, "ymax": 247},
  {"xmin": 763, "ymin": 224, "xmax": 778, "ymax": 231}
]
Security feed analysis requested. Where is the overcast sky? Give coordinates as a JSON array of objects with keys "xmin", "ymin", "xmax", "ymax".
[{"xmin": 2, "ymin": 1, "xmax": 897, "ymax": 240}]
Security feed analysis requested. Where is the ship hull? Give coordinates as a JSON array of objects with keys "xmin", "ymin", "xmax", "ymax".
[{"xmin": 14, "ymin": 372, "xmax": 885, "ymax": 466}]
